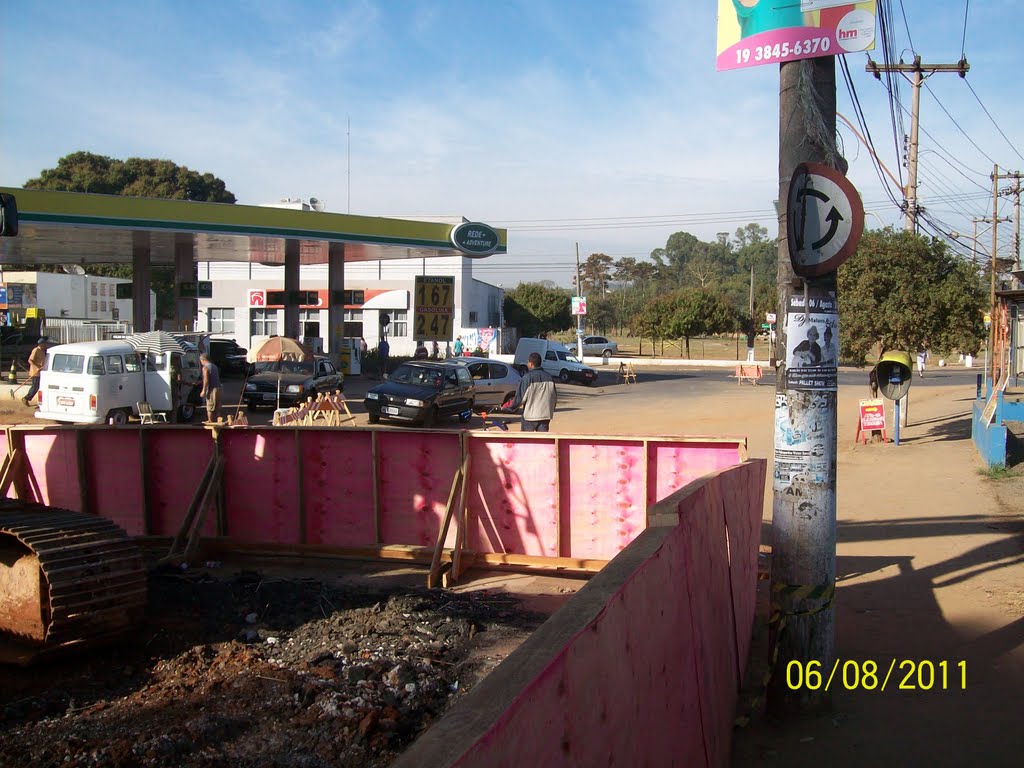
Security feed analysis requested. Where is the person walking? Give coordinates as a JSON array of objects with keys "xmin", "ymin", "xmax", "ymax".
[
  {"xmin": 916, "ymin": 347, "xmax": 927, "ymax": 377},
  {"xmin": 22, "ymin": 336, "xmax": 49, "ymax": 407},
  {"xmin": 378, "ymin": 338, "xmax": 390, "ymax": 379},
  {"xmin": 500, "ymin": 351, "xmax": 557, "ymax": 432},
  {"xmin": 359, "ymin": 337, "xmax": 368, "ymax": 358},
  {"xmin": 199, "ymin": 353, "xmax": 222, "ymax": 422},
  {"xmin": 453, "ymin": 337, "xmax": 464, "ymax": 357}
]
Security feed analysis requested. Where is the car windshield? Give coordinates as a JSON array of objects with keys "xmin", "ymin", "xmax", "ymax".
[
  {"xmin": 556, "ymin": 351, "xmax": 581, "ymax": 363},
  {"xmin": 254, "ymin": 360, "xmax": 313, "ymax": 375},
  {"xmin": 390, "ymin": 364, "xmax": 444, "ymax": 389}
]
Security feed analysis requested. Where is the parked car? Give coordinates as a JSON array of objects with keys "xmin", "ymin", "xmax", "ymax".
[
  {"xmin": 460, "ymin": 356, "xmax": 521, "ymax": 408},
  {"xmin": 364, "ymin": 361, "xmax": 474, "ymax": 426},
  {"xmin": 244, "ymin": 357, "xmax": 342, "ymax": 409},
  {"xmin": 513, "ymin": 338, "xmax": 598, "ymax": 385},
  {"xmin": 581, "ymin": 335, "xmax": 619, "ymax": 359},
  {"xmin": 207, "ymin": 338, "xmax": 249, "ymax": 375}
]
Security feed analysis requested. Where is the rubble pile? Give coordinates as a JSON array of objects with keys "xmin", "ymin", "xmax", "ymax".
[{"xmin": 0, "ymin": 568, "xmax": 542, "ymax": 768}]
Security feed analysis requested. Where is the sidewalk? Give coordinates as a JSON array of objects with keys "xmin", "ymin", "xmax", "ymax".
[{"xmin": 730, "ymin": 382, "xmax": 1024, "ymax": 766}]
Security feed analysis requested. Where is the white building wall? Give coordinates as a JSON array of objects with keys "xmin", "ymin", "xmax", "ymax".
[
  {"xmin": 196, "ymin": 256, "xmax": 505, "ymax": 359},
  {"xmin": 2, "ymin": 271, "xmax": 153, "ymax": 327}
]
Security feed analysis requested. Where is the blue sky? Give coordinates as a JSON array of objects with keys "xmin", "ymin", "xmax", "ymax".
[{"xmin": 3, "ymin": 0, "xmax": 1022, "ymax": 286}]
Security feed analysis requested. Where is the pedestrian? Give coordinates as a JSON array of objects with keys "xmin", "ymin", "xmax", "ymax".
[
  {"xmin": 414, "ymin": 340, "xmax": 428, "ymax": 359},
  {"xmin": 378, "ymin": 338, "xmax": 390, "ymax": 379},
  {"xmin": 199, "ymin": 352, "xmax": 222, "ymax": 422},
  {"xmin": 359, "ymin": 337, "xmax": 368, "ymax": 357},
  {"xmin": 431, "ymin": 341, "xmax": 440, "ymax": 359},
  {"xmin": 916, "ymin": 347, "xmax": 927, "ymax": 377},
  {"xmin": 500, "ymin": 351, "xmax": 557, "ymax": 432},
  {"xmin": 453, "ymin": 337, "xmax": 464, "ymax": 357},
  {"xmin": 22, "ymin": 336, "xmax": 49, "ymax": 407}
]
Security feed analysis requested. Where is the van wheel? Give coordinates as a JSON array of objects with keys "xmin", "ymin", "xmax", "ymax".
[
  {"xmin": 178, "ymin": 403, "xmax": 196, "ymax": 422},
  {"xmin": 559, "ymin": 369, "xmax": 570, "ymax": 383},
  {"xmin": 107, "ymin": 409, "xmax": 129, "ymax": 426}
]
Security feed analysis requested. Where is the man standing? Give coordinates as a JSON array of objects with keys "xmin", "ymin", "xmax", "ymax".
[
  {"xmin": 22, "ymin": 336, "xmax": 49, "ymax": 407},
  {"xmin": 501, "ymin": 351, "xmax": 557, "ymax": 432},
  {"xmin": 453, "ymin": 337, "xmax": 464, "ymax": 357},
  {"xmin": 199, "ymin": 353, "xmax": 222, "ymax": 422},
  {"xmin": 378, "ymin": 338, "xmax": 390, "ymax": 379}
]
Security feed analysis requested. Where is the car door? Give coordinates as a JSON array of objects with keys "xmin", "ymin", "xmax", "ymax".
[
  {"xmin": 466, "ymin": 361, "xmax": 495, "ymax": 405},
  {"xmin": 488, "ymin": 362, "xmax": 517, "ymax": 405},
  {"xmin": 439, "ymin": 368, "xmax": 463, "ymax": 414},
  {"xmin": 315, "ymin": 360, "xmax": 339, "ymax": 393}
]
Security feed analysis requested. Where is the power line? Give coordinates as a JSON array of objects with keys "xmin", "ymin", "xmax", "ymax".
[
  {"xmin": 960, "ymin": 0, "xmax": 970, "ymax": 59},
  {"xmin": 922, "ymin": 81, "xmax": 995, "ymax": 165},
  {"xmin": 963, "ymin": 78, "xmax": 1024, "ymax": 164}
]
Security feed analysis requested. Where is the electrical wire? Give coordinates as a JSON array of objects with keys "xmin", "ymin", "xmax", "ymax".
[
  {"xmin": 897, "ymin": 0, "xmax": 915, "ymax": 54},
  {"xmin": 963, "ymin": 79, "xmax": 1024, "ymax": 165},
  {"xmin": 960, "ymin": 0, "xmax": 970, "ymax": 60},
  {"xmin": 922, "ymin": 81, "xmax": 996, "ymax": 165}
]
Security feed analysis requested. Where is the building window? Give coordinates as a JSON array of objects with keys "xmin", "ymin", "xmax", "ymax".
[
  {"xmin": 391, "ymin": 310, "xmax": 408, "ymax": 338},
  {"xmin": 250, "ymin": 309, "xmax": 278, "ymax": 337},
  {"xmin": 209, "ymin": 307, "xmax": 235, "ymax": 333},
  {"xmin": 100, "ymin": 284, "xmax": 107, "ymax": 296},
  {"xmin": 300, "ymin": 309, "xmax": 320, "ymax": 339},
  {"xmin": 344, "ymin": 309, "xmax": 363, "ymax": 322},
  {"xmin": 343, "ymin": 290, "xmax": 365, "ymax": 305},
  {"xmin": 100, "ymin": 300, "xmax": 107, "ymax": 311},
  {"xmin": 468, "ymin": 311, "xmax": 478, "ymax": 324},
  {"xmin": 91, "ymin": 284, "xmax": 97, "ymax": 296},
  {"xmin": 91, "ymin": 300, "xmax": 98, "ymax": 312}
]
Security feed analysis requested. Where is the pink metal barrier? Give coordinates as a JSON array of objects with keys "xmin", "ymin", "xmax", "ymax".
[
  {"xmin": 1, "ymin": 425, "xmax": 746, "ymax": 568},
  {"xmin": 392, "ymin": 460, "xmax": 768, "ymax": 768}
]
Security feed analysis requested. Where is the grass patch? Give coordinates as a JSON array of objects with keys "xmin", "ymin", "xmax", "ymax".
[{"xmin": 978, "ymin": 464, "xmax": 1013, "ymax": 480}]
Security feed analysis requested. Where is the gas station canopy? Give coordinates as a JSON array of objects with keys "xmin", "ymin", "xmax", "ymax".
[{"xmin": 0, "ymin": 187, "xmax": 507, "ymax": 266}]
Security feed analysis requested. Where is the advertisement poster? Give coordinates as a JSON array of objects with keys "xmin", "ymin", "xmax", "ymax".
[
  {"xmin": 858, "ymin": 399, "xmax": 886, "ymax": 431},
  {"xmin": 785, "ymin": 291, "xmax": 838, "ymax": 390},
  {"xmin": 716, "ymin": 0, "xmax": 877, "ymax": 72},
  {"xmin": 773, "ymin": 391, "xmax": 836, "ymax": 501}
]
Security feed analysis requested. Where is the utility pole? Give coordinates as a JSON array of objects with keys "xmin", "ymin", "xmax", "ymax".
[
  {"xmin": 575, "ymin": 243, "xmax": 584, "ymax": 358},
  {"xmin": 768, "ymin": 56, "xmax": 840, "ymax": 716},
  {"xmin": 866, "ymin": 56, "xmax": 969, "ymax": 232}
]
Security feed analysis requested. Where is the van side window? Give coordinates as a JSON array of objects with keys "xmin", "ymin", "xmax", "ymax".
[
  {"xmin": 106, "ymin": 355, "xmax": 124, "ymax": 374},
  {"xmin": 52, "ymin": 354, "xmax": 85, "ymax": 374},
  {"xmin": 88, "ymin": 356, "xmax": 106, "ymax": 375},
  {"xmin": 545, "ymin": 351, "xmax": 557, "ymax": 361},
  {"xmin": 124, "ymin": 353, "xmax": 142, "ymax": 373}
]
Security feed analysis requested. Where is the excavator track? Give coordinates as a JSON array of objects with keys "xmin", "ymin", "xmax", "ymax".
[{"xmin": 0, "ymin": 500, "xmax": 146, "ymax": 664}]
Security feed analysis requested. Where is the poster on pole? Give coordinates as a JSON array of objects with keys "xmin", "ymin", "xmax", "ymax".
[
  {"xmin": 413, "ymin": 275, "xmax": 455, "ymax": 342},
  {"xmin": 716, "ymin": 0, "xmax": 877, "ymax": 72},
  {"xmin": 571, "ymin": 296, "xmax": 587, "ymax": 316},
  {"xmin": 785, "ymin": 291, "xmax": 838, "ymax": 390}
]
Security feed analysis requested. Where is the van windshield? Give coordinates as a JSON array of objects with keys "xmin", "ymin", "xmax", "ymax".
[
  {"xmin": 555, "ymin": 351, "xmax": 581, "ymax": 363},
  {"xmin": 51, "ymin": 354, "xmax": 85, "ymax": 374}
]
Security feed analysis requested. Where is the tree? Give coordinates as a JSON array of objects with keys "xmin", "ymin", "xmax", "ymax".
[
  {"xmin": 20, "ymin": 152, "xmax": 237, "ymax": 322},
  {"xmin": 24, "ymin": 151, "xmax": 236, "ymax": 202},
  {"xmin": 503, "ymin": 283, "xmax": 572, "ymax": 338},
  {"xmin": 579, "ymin": 252, "xmax": 614, "ymax": 295},
  {"xmin": 838, "ymin": 229, "xmax": 986, "ymax": 363},
  {"xmin": 667, "ymin": 289, "xmax": 736, "ymax": 358}
]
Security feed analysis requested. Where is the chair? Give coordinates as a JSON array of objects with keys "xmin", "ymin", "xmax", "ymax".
[{"xmin": 137, "ymin": 402, "xmax": 167, "ymax": 424}]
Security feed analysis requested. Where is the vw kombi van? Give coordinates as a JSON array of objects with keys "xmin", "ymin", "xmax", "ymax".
[{"xmin": 34, "ymin": 340, "xmax": 201, "ymax": 425}]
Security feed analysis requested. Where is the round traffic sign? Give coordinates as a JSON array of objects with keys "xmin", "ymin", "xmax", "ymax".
[{"xmin": 786, "ymin": 162, "xmax": 864, "ymax": 278}]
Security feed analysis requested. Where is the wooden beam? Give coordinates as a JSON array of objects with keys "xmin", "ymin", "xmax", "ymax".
[
  {"xmin": 450, "ymin": 436, "xmax": 472, "ymax": 584},
  {"xmin": 428, "ymin": 465, "xmax": 464, "ymax": 588},
  {"xmin": 476, "ymin": 552, "xmax": 608, "ymax": 573}
]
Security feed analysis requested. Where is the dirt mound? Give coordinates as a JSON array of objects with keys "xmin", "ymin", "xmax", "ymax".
[{"xmin": 0, "ymin": 568, "xmax": 543, "ymax": 767}]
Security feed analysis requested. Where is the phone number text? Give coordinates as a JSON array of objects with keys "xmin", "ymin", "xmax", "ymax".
[{"xmin": 736, "ymin": 37, "xmax": 832, "ymax": 65}]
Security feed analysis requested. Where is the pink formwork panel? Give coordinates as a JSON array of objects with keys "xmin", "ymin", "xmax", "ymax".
[
  {"xmin": 300, "ymin": 430, "xmax": 377, "ymax": 547},
  {"xmin": 679, "ymin": 481, "xmax": 737, "ymax": 768},
  {"xmin": 450, "ymin": 529, "xmax": 706, "ymax": 768},
  {"xmin": 558, "ymin": 439, "xmax": 647, "ymax": 560},
  {"xmin": 146, "ymin": 430, "xmax": 216, "ymax": 537},
  {"xmin": 466, "ymin": 437, "xmax": 559, "ymax": 558},
  {"xmin": 377, "ymin": 431, "xmax": 463, "ymax": 548},
  {"xmin": 221, "ymin": 429, "xmax": 301, "ymax": 544},
  {"xmin": 721, "ymin": 461, "xmax": 767, "ymax": 678},
  {"xmin": 21, "ymin": 431, "xmax": 80, "ymax": 511},
  {"xmin": 83, "ymin": 430, "xmax": 147, "ymax": 535},
  {"xmin": 648, "ymin": 441, "xmax": 743, "ymax": 507}
]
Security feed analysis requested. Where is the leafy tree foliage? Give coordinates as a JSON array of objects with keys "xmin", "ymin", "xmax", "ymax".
[
  {"xmin": 579, "ymin": 252, "xmax": 613, "ymax": 295},
  {"xmin": 838, "ymin": 229, "xmax": 986, "ymax": 363},
  {"xmin": 24, "ymin": 151, "xmax": 236, "ymax": 202},
  {"xmin": 503, "ymin": 283, "xmax": 572, "ymax": 337},
  {"xmin": 18, "ymin": 152, "xmax": 237, "ymax": 323}
]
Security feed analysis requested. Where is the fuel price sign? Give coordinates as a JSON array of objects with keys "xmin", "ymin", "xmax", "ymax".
[{"xmin": 414, "ymin": 275, "xmax": 455, "ymax": 341}]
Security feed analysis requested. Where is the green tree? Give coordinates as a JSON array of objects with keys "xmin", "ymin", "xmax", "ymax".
[
  {"xmin": 504, "ymin": 283, "xmax": 572, "ymax": 337},
  {"xmin": 667, "ymin": 289, "xmax": 736, "ymax": 358},
  {"xmin": 20, "ymin": 152, "xmax": 236, "ymax": 322},
  {"xmin": 838, "ymin": 229, "xmax": 986, "ymax": 363},
  {"xmin": 578, "ymin": 252, "xmax": 614, "ymax": 295}
]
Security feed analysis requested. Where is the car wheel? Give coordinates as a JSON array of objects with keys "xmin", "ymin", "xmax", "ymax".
[
  {"xmin": 107, "ymin": 409, "xmax": 129, "ymax": 426},
  {"xmin": 559, "ymin": 369, "xmax": 570, "ymax": 384},
  {"xmin": 423, "ymin": 406, "xmax": 438, "ymax": 427},
  {"xmin": 368, "ymin": 413, "xmax": 380, "ymax": 424},
  {"xmin": 178, "ymin": 403, "xmax": 196, "ymax": 422},
  {"xmin": 602, "ymin": 349, "xmax": 613, "ymax": 360}
]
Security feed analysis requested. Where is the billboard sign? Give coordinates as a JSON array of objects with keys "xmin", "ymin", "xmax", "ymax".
[
  {"xmin": 716, "ymin": 1, "xmax": 877, "ymax": 72},
  {"xmin": 414, "ymin": 275, "xmax": 455, "ymax": 341}
]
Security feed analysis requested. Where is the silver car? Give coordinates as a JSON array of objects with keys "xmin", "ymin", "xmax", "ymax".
[
  {"xmin": 459, "ymin": 357, "xmax": 522, "ymax": 408},
  {"xmin": 581, "ymin": 336, "xmax": 619, "ymax": 359}
]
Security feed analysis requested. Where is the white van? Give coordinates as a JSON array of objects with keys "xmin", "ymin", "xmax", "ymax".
[
  {"xmin": 35, "ymin": 340, "xmax": 201, "ymax": 425},
  {"xmin": 513, "ymin": 338, "xmax": 598, "ymax": 385}
]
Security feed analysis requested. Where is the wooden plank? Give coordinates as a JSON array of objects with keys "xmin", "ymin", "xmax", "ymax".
[
  {"xmin": 182, "ymin": 458, "xmax": 224, "ymax": 564},
  {"xmin": 554, "ymin": 437, "xmax": 563, "ymax": 557},
  {"xmin": 451, "ymin": 439, "xmax": 472, "ymax": 584},
  {"xmin": 427, "ymin": 466, "xmax": 464, "ymax": 588},
  {"xmin": 477, "ymin": 552, "xmax": 608, "ymax": 572},
  {"xmin": 165, "ymin": 450, "xmax": 219, "ymax": 560}
]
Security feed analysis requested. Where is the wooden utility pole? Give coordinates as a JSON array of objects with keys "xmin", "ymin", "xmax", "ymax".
[
  {"xmin": 575, "ymin": 243, "xmax": 584, "ymax": 358},
  {"xmin": 866, "ymin": 56, "xmax": 970, "ymax": 232}
]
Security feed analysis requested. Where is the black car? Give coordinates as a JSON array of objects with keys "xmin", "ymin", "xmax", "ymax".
[
  {"xmin": 244, "ymin": 358, "xmax": 343, "ymax": 409},
  {"xmin": 364, "ymin": 361, "xmax": 474, "ymax": 426},
  {"xmin": 207, "ymin": 338, "xmax": 249, "ymax": 376}
]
